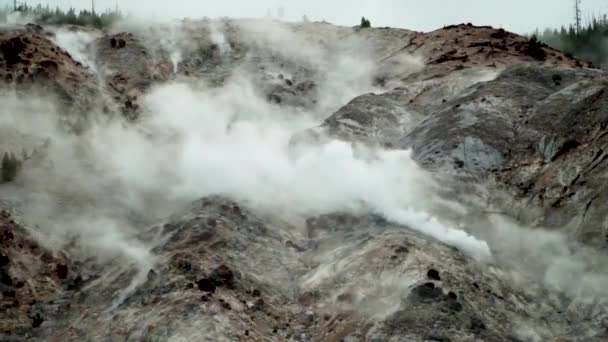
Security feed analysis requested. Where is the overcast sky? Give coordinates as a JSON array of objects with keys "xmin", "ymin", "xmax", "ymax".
[{"xmin": 6, "ymin": 0, "xmax": 608, "ymax": 33}]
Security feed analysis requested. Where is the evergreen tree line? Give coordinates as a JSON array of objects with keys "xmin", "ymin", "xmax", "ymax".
[
  {"xmin": 534, "ymin": 14, "xmax": 608, "ymax": 67},
  {"xmin": 0, "ymin": 2, "xmax": 123, "ymax": 28}
]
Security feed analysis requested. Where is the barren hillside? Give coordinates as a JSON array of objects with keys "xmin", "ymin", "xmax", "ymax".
[{"xmin": 1, "ymin": 18, "xmax": 607, "ymax": 342}]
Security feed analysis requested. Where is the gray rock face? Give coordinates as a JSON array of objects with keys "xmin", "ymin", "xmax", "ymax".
[
  {"xmin": 2, "ymin": 19, "xmax": 608, "ymax": 342},
  {"xmin": 403, "ymin": 65, "xmax": 603, "ymax": 171},
  {"xmin": 319, "ymin": 60, "xmax": 608, "ymax": 250},
  {"xmin": 296, "ymin": 93, "xmax": 423, "ymax": 149},
  {"xmin": 404, "ymin": 64, "xmax": 608, "ymax": 248}
]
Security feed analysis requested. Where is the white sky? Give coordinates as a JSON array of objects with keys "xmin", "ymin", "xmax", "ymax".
[{"xmin": 5, "ymin": 0, "xmax": 608, "ymax": 33}]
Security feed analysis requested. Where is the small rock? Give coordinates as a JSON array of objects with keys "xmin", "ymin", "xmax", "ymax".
[
  {"xmin": 267, "ymin": 94, "xmax": 282, "ymax": 104},
  {"xmin": 56, "ymin": 264, "xmax": 69, "ymax": 280},
  {"xmin": 447, "ymin": 300, "xmax": 463, "ymax": 312},
  {"xmin": 210, "ymin": 264, "xmax": 235, "ymax": 288},
  {"xmin": 197, "ymin": 278, "xmax": 216, "ymax": 293},
  {"xmin": 147, "ymin": 269, "xmax": 157, "ymax": 281},
  {"xmin": 31, "ymin": 313, "xmax": 44, "ymax": 328},
  {"xmin": 552, "ymin": 74, "xmax": 562, "ymax": 86},
  {"xmin": 296, "ymin": 80, "xmax": 316, "ymax": 92},
  {"xmin": 232, "ymin": 205, "xmax": 244, "ymax": 217},
  {"xmin": 1, "ymin": 230, "xmax": 14, "ymax": 242},
  {"xmin": 427, "ymin": 269, "xmax": 441, "ymax": 281},
  {"xmin": 0, "ymin": 253, "xmax": 9, "ymax": 267},
  {"xmin": 470, "ymin": 317, "xmax": 486, "ymax": 334},
  {"xmin": 67, "ymin": 275, "xmax": 83, "ymax": 291},
  {"xmin": 253, "ymin": 298, "xmax": 265, "ymax": 310},
  {"xmin": 412, "ymin": 282, "xmax": 443, "ymax": 300},
  {"xmin": 1, "ymin": 269, "xmax": 13, "ymax": 286},
  {"xmin": 427, "ymin": 332, "xmax": 451, "ymax": 341},
  {"xmin": 178, "ymin": 260, "xmax": 192, "ymax": 272},
  {"xmin": 394, "ymin": 246, "xmax": 409, "ymax": 254},
  {"xmin": 220, "ymin": 300, "xmax": 231, "ymax": 310},
  {"xmin": 3, "ymin": 290, "xmax": 16, "ymax": 298},
  {"xmin": 337, "ymin": 292, "xmax": 353, "ymax": 303}
]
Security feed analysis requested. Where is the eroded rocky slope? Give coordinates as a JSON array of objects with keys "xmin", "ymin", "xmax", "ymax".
[{"xmin": 1, "ymin": 19, "xmax": 608, "ymax": 342}]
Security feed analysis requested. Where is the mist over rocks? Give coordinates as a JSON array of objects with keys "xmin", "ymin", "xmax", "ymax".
[{"xmin": 1, "ymin": 16, "xmax": 608, "ymax": 341}]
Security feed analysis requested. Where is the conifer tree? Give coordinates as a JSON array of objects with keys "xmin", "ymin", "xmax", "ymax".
[
  {"xmin": 360, "ymin": 17, "xmax": 371, "ymax": 28},
  {"xmin": 1, "ymin": 152, "xmax": 19, "ymax": 183}
]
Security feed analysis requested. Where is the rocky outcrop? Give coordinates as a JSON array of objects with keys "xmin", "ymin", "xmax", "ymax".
[
  {"xmin": 319, "ymin": 61, "xmax": 608, "ymax": 250},
  {"xmin": 95, "ymin": 32, "xmax": 174, "ymax": 119},
  {"xmin": 403, "ymin": 23, "xmax": 590, "ymax": 79},
  {"xmin": 303, "ymin": 23, "xmax": 596, "ymax": 149},
  {"xmin": 2, "ymin": 196, "xmax": 602, "ymax": 341},
  {"xmin": 0, "ymin": 30, "xmax": 101, "ymax": 116},
  {"xmin": 292, "ymin": 93, "xmax": 424, "ymax": 148},
  {"xmin": 0, "ymin": 208, "xmax": 80, "ymax": 339}
]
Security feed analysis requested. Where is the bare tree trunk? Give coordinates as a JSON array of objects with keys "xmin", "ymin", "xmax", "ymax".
[{"xmin": 574, "ymin": 0, "xmax": 582, "ymax": 33}]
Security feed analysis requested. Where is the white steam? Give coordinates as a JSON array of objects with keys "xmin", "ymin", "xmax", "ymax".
[
  {"xmin": 0, "ymin": 19, "xmax": 491, "ymax": 265},
  {"xmin": 49, "ymin": 28, "xmax": 102, "ymax": 71},
  {"xmin": 139, "ymin": 80, "xmax": 491, "ymax": 259},
  {"xmin": 157, "ymin": 23, "xmax": 185, "ymax": 73},
  {"xmin": 209, "ymin": 21, "xmax": 232, "ymax": 55},
  {"xmin": 20, "ymin": 74, "xmax": 489, "ymax": 260},
  {"xmin": 3, "ymin": 19, "xmax": 608, "ymax": 333},
  {"xmin": 1, "ymin": 11, "xmax": 37, "ymax": 26},
  {"xmin": 0, "ymin": 19, "xmax": 493, "ymax": 313}
]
